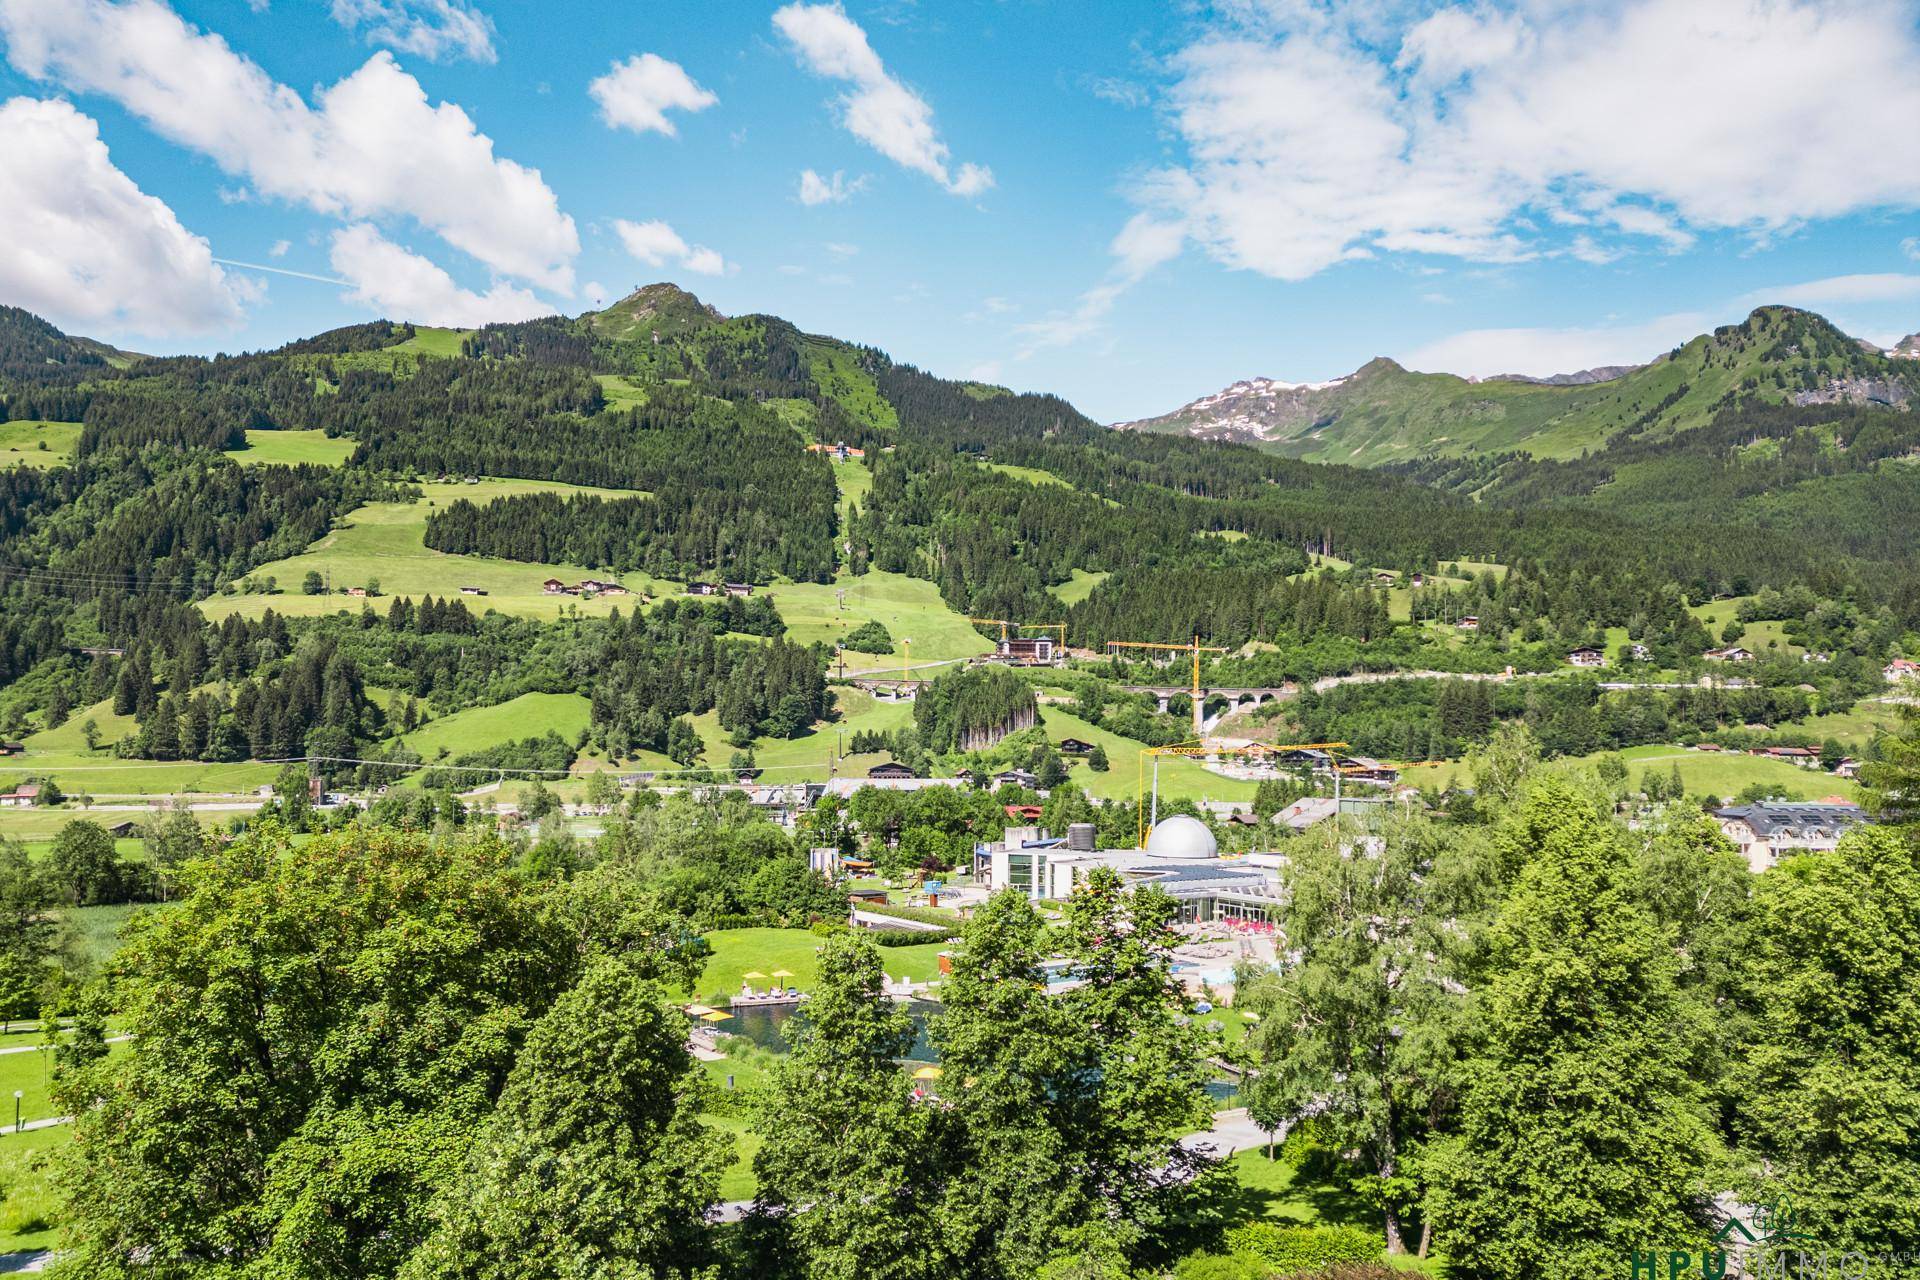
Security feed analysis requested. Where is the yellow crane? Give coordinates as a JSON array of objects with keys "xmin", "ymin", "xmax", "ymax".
[
  {"xmin": 1104, "ymin": 636, "xmax": 1228, "ymax": 738},
  {"xmin": 1134, "ymin": 739, "xmax": 1350, "ymax": 847}
]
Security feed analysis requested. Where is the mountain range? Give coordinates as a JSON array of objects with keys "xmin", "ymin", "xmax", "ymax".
[{"xmin": 1114, "ymin": 306, "xmax": 1920, "ymax": 467}]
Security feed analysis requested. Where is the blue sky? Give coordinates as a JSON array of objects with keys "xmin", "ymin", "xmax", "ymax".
[{"xmin": 5, "ymin": 0, "xmax": 1920, "ymax": 422}]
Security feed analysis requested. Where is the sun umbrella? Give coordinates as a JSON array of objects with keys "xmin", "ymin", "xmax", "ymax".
[
  {"xmin": 701, "ymin": 1010, "xmax": 734, "ymax": 1023},
  {"xmin": 911, "ymin": 1065, "xmax": 943, "ymax": 1080},
  {"xmin": 770, "ymin": 969, "xmax": 795, "ymax": 979},
  {"xmin": 684, "ymin": 1004, "xmax": 716, "ymax": 1016},
  {"xmin": 742, "ymin": 971, "xmax": 768, "ymax": 980}
]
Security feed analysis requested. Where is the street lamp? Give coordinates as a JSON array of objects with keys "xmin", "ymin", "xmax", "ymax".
[{"xmin": 13, "ymin": 1089, "xmax": 21, "ymax": 1133}]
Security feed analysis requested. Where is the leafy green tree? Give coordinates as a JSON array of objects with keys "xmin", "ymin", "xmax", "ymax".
[
  {"xmin": 666, "ymin": 716, "xmax": 702, "ymax": 768},
  {"xmin": 751, "ymin": 931, "xmax": 945, "ymax": 1279},
  {"xmin": 1733, "ymin": 825, "xmax": 1920, "ymax": 1254},
  {"xmin": 56, "ymin": 824, "xmax": 579, "ymax": 1280},
  {"xmin": 404, "ymin": 956, "xmax": 728, "ymax": 1280},
  {"xmin": 842, "ymin": 619, "xmax": 895, "ymax": 654},
  {"xmin": 46, "ymin": 820, "xmax": 129, "ymax": 907},
  {"xmin": 1425, "ymin": 778, "xmax": 1718, "ymax": 1279},
  {"xmin": 302, "ymin": 570, "xmax": 326, "ymax": 595},
  {"xmin": 1862, "ymin": 704, "xmax": 1920, "ymax": 823},
  {"xmin": 1465, "ymin": 722, "xmax": 1539, "ymax": 811},
  {"xmin": 1241, "ymin": 815, "xmax": 1486, "ymax": 1253},
  {"xmin": 933, "ymin": 875, "xmax": 1213, "ymax": 1277},
  {"xmin": 143, "ymin": 802, "xmax": 207, "ymax": 901},
  {"xmin": 1087, "ymin": 743, "xmax": 1109, "ymax": 772},
  {"xmin": 0, "ymin": 840, "xmax": 55, "ymax": 1029}
]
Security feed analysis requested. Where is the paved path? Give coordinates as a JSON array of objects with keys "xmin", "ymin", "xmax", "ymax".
[{"xmin": 0, "ymin": 1036, "xmax": 129, "ymax": 1058}]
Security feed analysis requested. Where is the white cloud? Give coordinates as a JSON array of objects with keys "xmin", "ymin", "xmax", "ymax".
[
  {"xmin": 1135, "ymin": 0, "xmax": 1920, "ymax": 282},
  {"xmin": 772, "ymin": 2, "xmax": 992, "ymax": 197},
  {"xmin": 0, "ymin": 0, "xmax": 577, "ymax": 289},
  {"xmin": 0, "ymin": 96, "xmax": 244, "ymax": 335},
  {"xmin": 268, "ymin": 238, "xmax": 290, "ymax": 258},
  {"xmin": 612, "ymin": 218, "xmax": 729, "ymax": 276},
  {"xmin": 1017, "ymin": 212, "xmax": 1186, "ymax": 355},
  {"xmin": 823, "ymin": 241, "xmax": 858, "ymax": 260},
  {"xmin": 329, "ymin": 0, "xmax": 495, "ymax": 63},
  {"xmin": 798, "ymin": 168, "xmax": 868, "ymax": 205},
  {"xmin": 1400, "ymin": 311, "xmax": 1710, "ymax": 380},
  {"xmin": 328, "ymin": 223, "xmax": 552, "ymax": 326},
  {"xmin": 1905, "ymin": 237, "xmax": 1920, "ymax": 262},
  {"xmin": 1743, "ymin": 272, "xmax": 1920, "ymax": 308},
  {"xmin": 588, "ymin": 53, "xmax": 716, "ymax": 136}
]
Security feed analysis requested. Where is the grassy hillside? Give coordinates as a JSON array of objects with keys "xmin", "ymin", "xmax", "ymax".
[
  {"xmin": 390, "ymin": 692, "xmax": 592, "ymax": 765},
  {"xmin": 223, "ymin": 429, "xmax": 355, "ymax": 467},
  {"xmin": 763, "ymin": 571, "xmax": 991, "ymax": 672},
  {"xmin": 200, "ymin": 478, "xmax": 677, "ymax": 621},
  {"xmin": 0, "ymin": 420, "xmax": 80, "ymax": 468}
]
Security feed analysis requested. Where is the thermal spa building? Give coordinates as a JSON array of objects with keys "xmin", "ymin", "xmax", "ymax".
[{"xmin": 980, "ymin": 814, "xmax": 1282, "ymax": 925}]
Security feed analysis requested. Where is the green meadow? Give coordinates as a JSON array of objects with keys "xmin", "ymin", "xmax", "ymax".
[
  {"xmin": 762, "ymin": 571, "xmax": 992, "ymax": 673},
  {"xmin": 223, "ymin": 429, "xmax": 356, "ymax": 467},
  {"xmin": 389, "ymin": 692, "xmax": 593, "ymax": 766},
  {"xmin": 200, "ymin": 479, "xmax": 677, "ymax": 622},
  {"xmin": 0, "ymin": 421, "xmax": 80, "ymax": 468}
]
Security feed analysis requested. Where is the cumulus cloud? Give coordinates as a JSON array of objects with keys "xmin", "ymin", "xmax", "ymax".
[
  {"xmin": 772, "ymin": 2, "xmax": 992, "ymax": 196},
  {"xmin": 328, "ymin": 223, "xmax": 553, "ymax": 326},
  {"xmin": 1132, "ymin": 0, "xmax": 1920, "ymax": 282},
  {"xmin": 612, "ymin": 218, "xmax": 729, "ymax": 276},
  {"xmin": 0, "ymin": 0, "xmax": 578, "ymax": 289},
  {"xmin": 329, "ymin": 0, "xmax": 495, "ymax": 63},
  {"xmin": 268, "ymin": 239, "xmax": 290, "ymax": 258},
  {"xmin": 0, "ymin": 96, "xmax": 244, "ymax": 334},
  {"xmin": 588, "ymin": 52, "xmax": 716, "ymax": 136},
  {"xmin": 1016, "ymin": 212, "xmax": 1185, "ymax": 355},
  {"xmin": 798, "ymin": 168, "xmax": 867, "ymax": 205},
  {"xmin": 1400, "ymin": 311, "xmax": 1710, "ymax": 380}
]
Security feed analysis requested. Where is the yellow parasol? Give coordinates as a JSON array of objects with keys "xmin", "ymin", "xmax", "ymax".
[
  {"xmin": 911, "ymin": 1065, "xmax": 944, "ymax": 1080},
  {"xmin": 742, "ymin": 971, "xmax": 768, "ymax": 981},
  {"xmin": 770, "ymin": 969, "xmax": 796, "ymax": 979},
  {"xmin": 701, "ymin": 1010, "xmax": 734, "ymax": 1023}
]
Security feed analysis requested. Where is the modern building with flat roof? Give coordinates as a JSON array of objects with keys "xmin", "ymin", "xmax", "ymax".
[{"xmin": 983, "ymin": 815, "xmax": 1284, "ymax": 924}]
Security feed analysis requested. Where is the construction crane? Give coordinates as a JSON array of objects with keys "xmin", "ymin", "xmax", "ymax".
[
  {"xmin": 1104, "ymin": 636, "xmax": 1228, "ymax": 738},
  {"xmin": 1134, "ymin": 739, "xmax": 1350, "ymax": 847},
  {"xmin": 969, "ymin": 619, "xmax": 1068, "ymax": 662}
]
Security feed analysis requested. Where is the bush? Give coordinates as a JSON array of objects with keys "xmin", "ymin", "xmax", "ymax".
[
  {"xmin": 1176, "ymin": 1255, "xmax": 1271, "ymax": 1280},
  {"xmin": 1223, "ymin": 1224, "xmax": 1383, "ymax": 1275},
  {"xmin": 842, "ymin": 620, "xmax": 895, "ymax": 655}
]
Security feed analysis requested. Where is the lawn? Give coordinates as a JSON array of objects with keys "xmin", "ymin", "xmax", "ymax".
[
  {"xmin": 1415, "ymin": 743, "xmax": 1858, "ymax": 803},
  {"xmin": 762, "ymin": 571, "xmax": 992, "ymax": 673},
  {"xmin": 832, "ymin": 457, "xmax": 872, "ymax": 539},
  {"xmin": 390, "ymin": 692, "xmax": 592, "ymax": 764},
  {"xmin": 1216, "ymin": 1147, "xmax": 1444, "ymax": 1275},
  {"xmin": 390, "ymin": 326, "xmax": 471, "ymax": 357},
  {"xmin": 0, "ymin": 751, "xmax": 277, "ymax": 800},
  {"xmin": 594, "ymin": 374, "xmax": 650, "ymax": 410},
  {"xmin": 222, "ymin": 429, "xmax": 355, "ymax": 467},
  {"xmin": 1049, "ymin": 569, "xmax": 1108, "ymax": 607},
  {"xmin": 691, "ymin": 928, "xmax": 949, "ymax": 1004},
  {"xmin": 678, "ymin": 687, "xmax": 916, "ymax": 780},
  {"xmin": 1038, "ymin": 708, "xmax": 1259, "ymax": 808},
  {"xmin": 0, "ymin": 1125, "xmax": 68, "ymax": 1253},
  {"xmin": 22, "ymin": 697, "xmax": 137, "ymax": 752},
  {"xmin": 0, "ymin": 420, "xmax": 80, "ymax": 469},
  {"xmin": 702, "ymin": 1112, "xmax": 763, "ymax": 1202},
  {"xmin": 200, "ymin": 478, "xmax": 678, "ymax": 622},
  {"xmin": 987, "ymin": 462, "xmax": 1071, "ymax": 489}
]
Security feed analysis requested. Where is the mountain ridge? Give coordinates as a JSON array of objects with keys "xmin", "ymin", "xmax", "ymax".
[{"xmin": 1115, "ymin": 306, "xmax": 1917, "ymax": 466}]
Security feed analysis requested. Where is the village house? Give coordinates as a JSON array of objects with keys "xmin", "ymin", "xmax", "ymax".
[
  {"xmin": 345, "ymin": 586, "xmax": 367, "ymax": 598},
  {"xmin": 543, "ymin": 578, "xmax": 568, "ymax": 595},
  {"xmin": 459, "ymin": 586, "xmax": 487, "ymax": 596},
  {"xmin": 1750, "ymin": 745, "xmax": 1821, "ymax": 769},
  {"xmin": 1713, "ymin": 800, "xmax": 1869, "ymax": 873},
  {"xmin": 1056, "ymin": 737, "xmax": 1096, "ymax": 756},
  {"xmin": 1835, "ymin": 758, "xmax": 1862, "ymax": 779},
  {"xmin": 723, "ymin": 582, "xmax": 754, "ymax": 598},
  {"xmin": 1455, "ymin": 616, "xmax": 1479, "ymax": 630},
  {"xmin": 1704, "ymin": 645, "xmax": 1755, "ymax": 663},
  {"xmin": 103, "ymin": 819, "xmax": 142, "ymax": 838},
  {"xmin": 1003, "ymin": 803, "xmax": 1044, "ymax": 822},
  {"xmin": 866, "ymin": 761, "xmax": 917, "ymax": 781},
  {"xmin": 0, "ymin": 742, "xmax": 23, "ymax": 757},
  {"xmin": 1885, "ymin": 658, "xmax": 1920, "ymax": 683},
  {"xmin": 0, "ymin": 783, "xmax": 41, "ymax": 808},
  {"xmin": 685, "ymin": 582, "xmax": 719, "ymax": 597},
  {"xmin": 1409, "ymin": 573, "xmax": 1425, "ymax": 588},
  {"xmin": 992, "ymin": 767, "xmax": 1039, "ymax": 789},
  {"xmin": 1566, "ymin": 646, "xmax": 1606, "ymax": 667},
  {"xmin": 1627, "ymin": 642, "xmax": 1652, "ymax": 662}
]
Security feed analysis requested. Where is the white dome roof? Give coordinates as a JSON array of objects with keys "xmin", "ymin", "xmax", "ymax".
[{"xmin": 1145, "ymin": 814, "xmax": 1219, "ymax": 860}]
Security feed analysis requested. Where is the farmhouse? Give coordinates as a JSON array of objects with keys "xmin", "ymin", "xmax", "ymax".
[
  {"xmin": 543, "ymin": 578, "xmax": 568, "ymax": 595},
  {"xmin": 104, "ymin": 819, "xmax": 142, "ymax": 838},
  {"xmin": 1750, "ymin": 745, "xmax": 1820, "ymax": 768},
  {"xmin": 0, "ymin": 742, "xmax": 23, "ymax": 757},
  {"xmin": 1885, "ymin": 658, "xmax": 1920, "ymax": 683},
  {"xmin": 866, "ymin": 761, "xmax": 917, "ymax": 780},
  {"xmin": 345, "ymin": 587, "xmax": 367, "ymax": 598},
  {"xmin": 1056, "ymin": 737, "xmax": 1096, "ymax": 756},
  {"xmin": 1704, "ymin": 646, "xmax": 1754, "ymax": 663},
  {"xmin": 685, "ymin": 582, "xmax": 719, "ymax": 597},
  {"xmin": 1455, "ymin": 616, "xmax": 1479, "ymax": 630},
  {"xmin": 992, "ymin": 767, "xmax": 1039, "ymax": 789},
  {"xmin": 1713, "ymin": 801, "xmax": 1869, "ymax": 873},
  {"xmin": 723, "ymin": 582, "xmax": 754, "ymax": 597},
  {"xmin": 459, "ymin": 586, "xmax": 487, "ymax": 596},
  {"xmin": 0, "ymin": 783, "xmax": 41, "ymax": 808},
  {"xmin": 1567, "ymin": 646, "xmax": 1606, "ymax": 667}
]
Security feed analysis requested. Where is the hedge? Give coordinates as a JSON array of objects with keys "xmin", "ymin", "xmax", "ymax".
[{"xmin": 1223, "ymin": 1224, "xmax": 1383, "ymax": 1275}]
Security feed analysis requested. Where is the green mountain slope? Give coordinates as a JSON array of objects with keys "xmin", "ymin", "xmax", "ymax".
[{"xmin": 1119, "ymin": 307, "xmax": 1916, "ymax": 466}]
